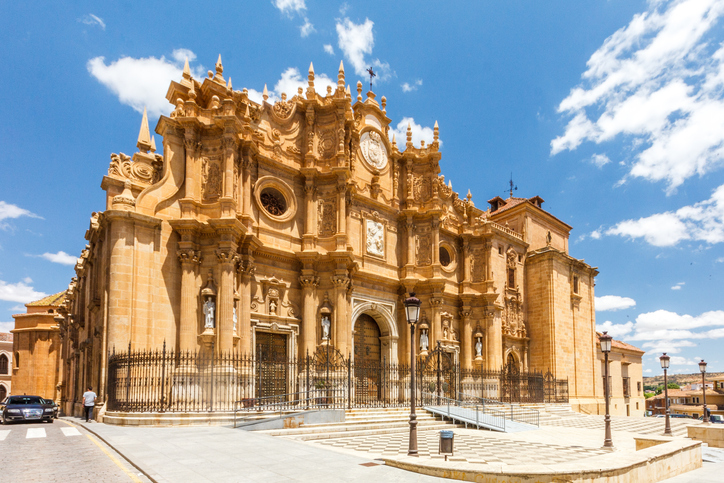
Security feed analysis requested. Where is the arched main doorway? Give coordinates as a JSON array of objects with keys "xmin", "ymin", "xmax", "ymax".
[{"xmin": 353, "ymin": 314, "xmax": 382, "ymax": 404}]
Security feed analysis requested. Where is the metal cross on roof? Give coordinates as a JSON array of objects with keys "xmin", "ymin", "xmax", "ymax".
[
  {"xmin": 366, "ymin": 67, "xmax": 376, "ymax": 91},
  {"xmin": 507, "ymin": 173, "xmax": 518, "ymax": 198}
]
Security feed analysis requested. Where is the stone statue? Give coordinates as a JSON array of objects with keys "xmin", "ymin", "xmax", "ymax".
[
  {"xmin": 233, "ymin": 306, "xmax": 238, "ymax": 332},
  {"xmin": 475, "ymin": 337, "xmax": 483, "ymax": 357},
  {"xmin": 203, "ymin": 298, "xmax": 215, "ymax": 329},
  {"xmin": 321, "ymin": 315, "xmax": 331, "ymax": 340},
  {"xmin": 420, "ymin": 329, "xmax": 429, "ymax": 352},
  {"xmin": 269, "ymin": 299, "xmax": 277, "ymax": 315}
]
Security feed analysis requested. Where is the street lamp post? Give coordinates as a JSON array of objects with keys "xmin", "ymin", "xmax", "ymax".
[
  {"xmin": 600, "ymin": 331, "xmax": 613, "ymax": 448},
  {"xmin": 699, "ymin": 359, "xmax": 709, "ymax": 423},
  {"xmin": 405, "ymin": 292, "xmax": 421, "ymax": 457},
  {"xmin": 660, "ymin": 353, "xmax": 672, "ymax": 436}
]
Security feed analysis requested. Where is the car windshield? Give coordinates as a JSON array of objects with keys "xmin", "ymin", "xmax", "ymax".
[{"xmin": 7, "ymin": 396, "xmax": 43, "ymax": 405}]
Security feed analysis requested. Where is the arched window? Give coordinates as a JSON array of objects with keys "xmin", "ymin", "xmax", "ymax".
[{"xmin": 0, "ymin": 354, "xmax": 7, "ymax": 374}]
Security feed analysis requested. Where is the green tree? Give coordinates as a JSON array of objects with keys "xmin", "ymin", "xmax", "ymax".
[{"xmin": 644, "ymin": 392, "xmax": 655, "ymax": 399}]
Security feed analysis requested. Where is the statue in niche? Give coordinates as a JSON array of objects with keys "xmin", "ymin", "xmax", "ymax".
[
  {"xmin": 233, "ymin": 307, "xmax": 238, "ymax": 332},
  {"xmin": 269, "ymin": 299, "xmax": 277, "ymax": 315},
  {"xmin": 420, "ymin": 329, "xmax": 429, "ymax": 352},
  {"xmin": 475, "ymin": 337, "xmax": 483, "ymax": 357},
  {"xmin": 321, "ymin": 315, "xmax": 331, "ymax": 340},
  {"xmin": 203, "ymin": 297, "xmax": 215, "ymax": 329}
]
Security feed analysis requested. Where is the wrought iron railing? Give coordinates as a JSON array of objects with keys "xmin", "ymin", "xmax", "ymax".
[{"xmin": 106, "ymin": 345, "xmax": 569, "ymax": 413}]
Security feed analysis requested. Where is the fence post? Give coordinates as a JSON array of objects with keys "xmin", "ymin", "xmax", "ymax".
[
  {"xmin": 306, "ymin": 351, "xmax": 310, "ymax": 410},
  {"xmin": 125, "ymin": 341, "xmax": 131, "ymax": 411},
  {"xmin": 347, "ymin": 356, "xmax": 352, "ymax": 410},
  {"xmin": 160, "ymin": 340, "xmax": 166, "ymax": 412},
  {"xmin": 210, "ymin": 341, "xmax": 215, "ymax": 412}
]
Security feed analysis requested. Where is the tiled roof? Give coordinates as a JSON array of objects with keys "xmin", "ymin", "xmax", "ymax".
[
  {"xmin": 0, "ymin": 332, "xmax": 12, "ymax": 342},
  {"xmin": 489, "ymin": 197, "xmax": 528, "ymax": 215},
  {"xmin": 649, "ymin": 389, "xmax": 690, "ymax": 399},
  {"xmin": 26, "ymin": 290, "xmax": 67, "ymax": 307},
  {"xmin": 596, "ymin": 332, "xmax": 644, "ymax": 354}
]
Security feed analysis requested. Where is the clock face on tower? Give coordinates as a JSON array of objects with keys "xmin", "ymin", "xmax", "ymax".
[{"xmin": 360, "ymin": 131, "xmax": 388, "ymax": 170}]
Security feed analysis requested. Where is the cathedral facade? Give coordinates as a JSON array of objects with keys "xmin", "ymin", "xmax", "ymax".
[{"xmin": 56, "ymin": 58, "xmax": 600, "ymax": 417}]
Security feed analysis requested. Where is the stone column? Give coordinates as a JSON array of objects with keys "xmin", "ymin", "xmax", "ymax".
[
  {"xmin": 241, "ymin": 149, "xmax": 253, "ymax": 229},
  {"xmin": 432, "ymin": 218, "xmax": 440, "ymax": 265},
  {"xmin": 406, "ymin": 216, "xmax": 415, "ymax": 266},
  {"xmin": 462, "ymin": 239, "xmax": 470, "ymax": 282},
  {"xmin": 332, "ymin": 273, "xmax": 349, "ymax": 354},
  {"xmin": 237, "ymin": 259, "xmax": 255, "ymax": 355},
  {"xmin": 222, "ymin": 137, "xmax": 235, "ymax": 199},
  {"xmin": 430, "ymin": 297, "xmax": 442, "ymax": 347},
  {"xmin": 177, "ymin": 248, "xmax": 201, "ymax": 353},
  {"xmin": 216, "ymin": 248, "xmax": 238, "ymax": 354},
  {"xmin": 299, "ymin": 273, "xmax": 319, "ymax": 356},
  {"xmin": 486, "ymin": 308, "xmax": 503, "ymax": 370},
  {"xmin": 485, "ymin": 241, "xmax": 493, "ymax": 281},
  {"xmin": 336, "ymin": 180, "xmax": 346, "ymax": 250},
  {"xmin": 303, "ymin": 181, "xmax": 315, "ymax": 251},
  {"xmin": 183, "ymin": 131, "xmax": 200, "ymax": 202},
  {"xmin": 460, "ymin": 308, "xmax": 472, "ymax": 370},
  {"xmin": 105, "ymin": 214, "xmax": 134, "ymax": 352}
]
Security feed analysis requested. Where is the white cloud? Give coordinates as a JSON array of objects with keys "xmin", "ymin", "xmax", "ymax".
[
  {"xmin": 300, "ymin": 18, "xmax": 315, "ymax": 37},
  {"xmin": 590, "ymin": 153, "xmax": 611, "ymax": 168},
  {"xmin": 339, "ymin": 3, "xmax": 350, "ymax": 15},
  {"xmin": 401, "ymin": 79, "xmax": 423, "ymax": 92},
  {"xmin": 595, "ymin": 295, "xmax": 636, "ymax": 311},
  {"xmin": 671, "ymin": 282, "xmax": 685, "ymax": 290},
  {"xmin": 39, "ymin": 251, "xmax": 78, "ymax": 266},
  {"xmin": 0, "ymin": 279, "xmax": 47, "ymax": 304},
  {"xmin": 336, "ymin": 17, "xmax": 391, "ymax": 80},
  {"xmin": 0, "ymin": 201, "xmax": 42, "ymax": 230},
  {"xmin": 590, "ymin": 229, "xmax": 602, "ymax": 239},
  {"xmin": 272, "ymin": 0, "xmax": 306, "ymax": 16},
  {"xmin": 551, "ymin": 0, "xmax": 724, "ymax": 192},
  {"xmin": 669, "ymin": 356, "xmax": 700, "ymax": 366},
  {"xmin": 79, "ymin": 14, "xmax": 106, "ymax": 30},
  {"xmin": 0, "ymin": 321, "xmax": 14, "ymax": 333},
  {"xmin": 641, "ymin": 339, "xmax": 696, "ymax": 354},
  {"xmin": 597, "ymin": 320, "xmax": 634, "ymax": 338},
  {"xmin": 606, "ymin": 183, "xmax": 724, "ymax": 246},
  {"xmin": 644, "ymin": 368, "xmax": 652, "ymax": 373},
  {"xmin": 388, "ymin": 117, "xmax": 440, "ymax": 149},
  {"xmin": 324, "ymin": 44, "xmax": 335, "ymax": 55},
  {"xmin": 87, "ymin": 49, "xmax": 204, "ymax": 118}
]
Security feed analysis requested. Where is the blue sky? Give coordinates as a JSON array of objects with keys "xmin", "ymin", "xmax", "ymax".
[{"xmin": 1, "ymin": 0, "xmax": 723, "ymax": 376}]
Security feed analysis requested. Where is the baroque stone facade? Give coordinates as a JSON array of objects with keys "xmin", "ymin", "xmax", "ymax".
[{"xmin": 52, "ymin": 59, "xmax": 601, "ymax": 415}]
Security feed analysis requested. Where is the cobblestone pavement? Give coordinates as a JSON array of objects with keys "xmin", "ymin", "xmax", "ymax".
[
  {"xmin": 0, "ymin": 419, "xmax": 151, "ymax": 483},
  {"xmin": 316, "ymin": 429, "xmax": 610, "ymax": 464},
  {"xmin": 541, "ymin": 414, "xmax": 698, "ymax": 437}
]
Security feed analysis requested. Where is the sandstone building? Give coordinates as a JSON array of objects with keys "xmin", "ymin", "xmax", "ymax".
[
  {"xmin": 596, "ymin": 333, "xmax": 645, "ymax": 417},
  {"xmin": 0, "ymin": 332, "xmax": 12, "ymax": 401},
  {"xmin": 10, "ymin": 292, "xmax": 64, "ymax": 401},
  {"xmin": 53, "ymin": 58, "xmax": 602, "ymax": 417}
]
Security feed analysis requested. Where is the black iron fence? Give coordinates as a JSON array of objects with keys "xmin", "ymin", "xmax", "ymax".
[{"xmin": 106, "ymin": 345, "xmax": 569, "ymax": 412}]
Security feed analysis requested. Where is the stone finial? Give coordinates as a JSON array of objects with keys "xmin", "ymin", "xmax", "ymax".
[
  {"xmin": 227, "ymin": 77, "xmax": 232, "ymax": 90},
  {"xmin": 448, "ymin": 179, "xmax": 452, "ymax": 189},
  {"xmin": 406, "ymin": 123, "xmax": 413, "ymax": 146},
  {"xmin": 357, "ymin": 81, "xmax": 363, "ymax": 101},
  {"xmin": 188, "ymin": 80, "xmax": 197, "ymax": 100},
  {"xmin": 137, "ymin": 107, "xmax": 153, "ymax": 153},
  {"xmin": 338, "ymin": 60, "xmax": 345, "ymax": 87},
  {"xmin": 308, "ymin": 62, "xmax": 315, "ymax": 87},
  {"xmin": 263, "ymin": 84, "xmax": 269, "ymax": 102},
  {"xmin": 243, "ymin": 103, "xmax": 251, "ymax": 121},
  {"xmin": 346, "ymin": 85, "xmax": 351, "ymax": 99},
  {"xmin": 213, "ymin": 55, "xmax": 225, "ymax": 84},
  {"xmin": 298, "ymin": 87, "xmax": 303, "ymax": 96},
  {"xmin": 183, "ymin": 57, "xmax": 191, "ymax": 80},
  {"xmin": 433, "ymin": 121, "xmax": 439, "ymax": 143},
  {"xmin": 381, "ymin": 96, "xmax": 386, "ymax": 112},
  {"xmin": 466, "ymin": 189, "xmax": 472, "ymax": 202},
  {"xmin": 150, "ymin": 135, "xmax": 157, "ymax": 153},
  {"xmin": 391, "ymin": 134, "xmax": 397, "ymax": 149}
]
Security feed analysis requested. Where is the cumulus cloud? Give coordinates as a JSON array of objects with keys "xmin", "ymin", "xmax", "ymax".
[
  {"xmin": 323, "ymin": 44, "xmax": 335, "ymax": 55},
  {"xmin": 401, "ymin": 79, "xmax": 423, "ymax": 92},
  {"xmin": 78, "ymin": 14, "xmax": 105, "ymax": 30},
  {"xmin": 388, "ymin": 117, "xmax": 440, "ymax": 149},
  {"xmin": 606, "ymin": 183, "xmax": 724, "ymax": 246},
  {"xmin": 272, "ymin": 0, "xmax": 306, "ymax": 16},
  {"xmin": 590, "ymin": 153, "xmax": 611, "ymax": 168},
  {"xmin": 597, "ymin": 320, "xmax": 634, "ymax": 338},
  {"xmin": 39, "ymin": 251, "xmax": 78, "ymax": 266},
  {"xmin": 336, "ymin": 17, "xmax": 391, "ymax": 79},
  {"xmin": 246, "ymin": 67, "xmax": 336, "ymax": 105},
  {"xmin": 595, "ymin": 295, "xmax": 636, "ymax": 311},
  {"xmin": 671, "ymin": 282, "xmax": 685, "ymax": 290},
  {"xmin": 87, "ymin": 49, "xmax": 204, "ymax": 118},
  {"xmin": 300, "ymin": 18, "xmax": 315, "ymax": 37},
  {"xmin": 0, "ymin": 201, "xmax": 42, "ymax": 230},
  {"xmin": 551, "ymin": 0, "xmax": 724, "ymax": 192},
  {"xmin": 0, "ymin": 279, "xmax": 47, "ymax": 304}
]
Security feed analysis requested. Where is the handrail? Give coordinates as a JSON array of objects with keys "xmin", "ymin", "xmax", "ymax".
[
  {"xmin": 458, "ymin": 392, "xmax": 540, "ymax": 427},
  {"xmin": 421, "ymin": 391, "xmax": 507, "ymax": 431},
  {"xmin": 232, "ymin": 389, "xmax": 343, "ymax": 428}
]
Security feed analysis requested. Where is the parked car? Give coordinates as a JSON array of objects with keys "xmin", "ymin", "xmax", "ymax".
[
  {"xmin": 0, "ymin": 395, "xmax": 56, "ymax": 424},
  {"xmin": 670, "ymin": 414, "xmax": 691, "ymax": 418},
  {"xmin": 42, "ymin": 399, "xmax": 59, "ymax": 419},
  {"xmin": 699, "ymin": 414, "xmax": 724, "ymax": 423}
]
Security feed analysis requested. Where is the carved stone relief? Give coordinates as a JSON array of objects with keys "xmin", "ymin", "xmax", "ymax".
[
  {"xmin": 109, "ymin": 153, "xmax": 160, "ymax": 185},
  {"xmin": 413, "ymin": 176, "xmax": 432, "ymax": 202},
  {"xmin": 366, "ymin": 219, "xmax": 384, "ymax": 257},
  {"xmin": 317, "ymin": 198, "xmax": 337, "ymax": 237},
  {"xmin": 202, "ymin": 157, "xmax": 222, "ymax": 200},
  {"xmin": 470, "ymin": 249, "xmax": 485, "ymax": 282},
  {"xmin": 503, "ymin": 295, "xmax": 526, "ymax": 338},
  {"xmin": 360, "ymin": 131, "xmax": 387, "ymax": 170},
  {"xmin": 416, "ymin": 234, "xmax": 432, "ymax": 266},
  {"xmin": 317, "ymin": 127, "xmax": 336, "ymax": 159}
]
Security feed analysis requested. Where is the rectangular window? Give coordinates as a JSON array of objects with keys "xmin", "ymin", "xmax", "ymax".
[
  {"xmin": 573, "ymin": 275, "xmax": 580, "ymax": 294},
  {"xmin": 508, "ymin": 268, "xmax": 515, "ymax": 287},
  {"xmin": 637, "ymin": 381, "xmax": 642, "ymax": 394},
  {"xmin": 623, "ymin": 377, "xmax": 631, "ymax": 398}
]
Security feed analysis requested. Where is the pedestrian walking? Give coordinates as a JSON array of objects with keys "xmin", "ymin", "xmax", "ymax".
[{"xmin": 82, "ymin": 386, "xmax": 96, "ymax": 422}]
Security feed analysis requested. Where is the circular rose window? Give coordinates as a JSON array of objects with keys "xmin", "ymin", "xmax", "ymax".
[{"xmin": 260, "ymin": 187, "xmax": 287, "ymax": 216}]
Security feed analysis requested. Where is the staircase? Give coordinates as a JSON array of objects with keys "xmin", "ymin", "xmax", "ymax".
[{"xmin": 258, "ymin": 406, "xmax": 461, "ymax": 440}]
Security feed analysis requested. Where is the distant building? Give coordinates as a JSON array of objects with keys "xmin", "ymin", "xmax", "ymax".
[
  {"xmin": 597, "ymin": 333, "xmax": 645, "ymax": 417},
  {"xmin": 11, "ymin": 291, "xmax": 66, "ymax": 401},
  {"xmin": 645, "ymin": 385, "xmax": 723, "ymax": 419},
  {"xmin": 0, "ymin": 332, "xmax": 12, "ymax": 400}
]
